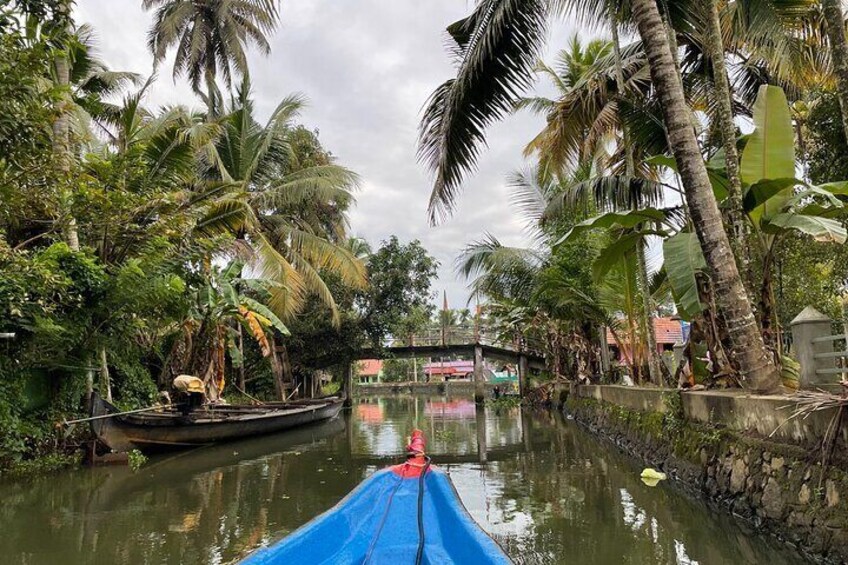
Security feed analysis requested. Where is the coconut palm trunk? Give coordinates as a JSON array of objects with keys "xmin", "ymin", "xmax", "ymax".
[
  {"xmin": 52, "ymin": 4, "xmax": 80, "ymax": 252},
  {"xmin": 630, "ymin": 0, "xmax": 780, "ymax": 392},
  {"xmin": 705, "ymin": 0, "xmax": 752, "ymax": 279},
  {"xmin": 822, "ymin": 0, "xmax": 848, "ymax": 142},
  {"xmin": 610, "ymin": 12, "xmax": 662, "ymax": 385}
]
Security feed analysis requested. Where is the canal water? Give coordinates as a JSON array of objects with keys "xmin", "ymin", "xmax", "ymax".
[{"xmin": 2, "ymin": 395, "xmax": 808, "ymax": 564}]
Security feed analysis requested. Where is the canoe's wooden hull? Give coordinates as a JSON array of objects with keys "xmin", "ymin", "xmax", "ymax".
[{"xmin": 90, "ymin": 394, "xmax": 344, "ymax": 453}]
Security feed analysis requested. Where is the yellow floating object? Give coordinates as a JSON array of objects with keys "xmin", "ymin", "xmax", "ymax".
[{"xmin": 640, "ymin": 468, "xmax": 667, "ymax": 481}]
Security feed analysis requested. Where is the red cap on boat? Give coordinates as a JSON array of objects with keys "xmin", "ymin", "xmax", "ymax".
[{"xmin": 406, "ymin": 429, "xmax": 426, "ymax": 456}]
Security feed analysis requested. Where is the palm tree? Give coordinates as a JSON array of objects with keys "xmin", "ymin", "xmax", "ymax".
[
  {"xmin": 702, "ymin": 0, "xmax": 816, "ymax": 295},
  {"xmin": 68, "ymin": 25, "xmax": 142, "ymax": 138},
  {"xmin": 517, "ymin": 36, "xmax": 619, "ymax": 174},
  {"xmin": 705, "ymin": 0, "xmax": 748, "ymax": 259},
  {"xmin": 143, "ymin": 0, "xmax": 280, "ymax": 111},
  {"xmin": 196, "ymin": 81, "xmax": 367, "ymax": 324},
  {"xmin": 459, "ymin": 166, "xmax": 638, "ymax": 381},
  {"xmin": 519, "ymin": 34, "xmax": 664, "ymax": 383},
  {"xmin": 628, "ymin": 0, "xmax": 779, "ymax": 391},
  {"xmin": 458, "ymin": 234, "xmax": 610, "ymax": 381},
  {"xmin": 42, "ymin": 17, "xmax": 140, "ymax": 252},
  {"xmin": 418, "ymin": 0, "xmax": 781, "ymax": 391}
]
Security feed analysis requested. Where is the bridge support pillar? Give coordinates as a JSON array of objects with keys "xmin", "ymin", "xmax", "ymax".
[
  {"xmin": 474, "ymin": 345, "xmax": 485, "ymax": 404},
  {"xmin": 475, "ymin": 402, "xmax": 488, "ymax": 463},
  {"xmin": 518, "ymin": 354, "xmax": 529, "ymax": 397},
  {"xmin": 343, "ymin": 362, "xmax": 354, "ymax": 407}
]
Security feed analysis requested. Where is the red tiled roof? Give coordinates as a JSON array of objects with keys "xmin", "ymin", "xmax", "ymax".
[
  {"xmin": 654, "ymin": 317, "xmax": 684, "ymax": 344},
  {"xmin": 423, "ymin": 360, "xmax": 474, "ymax": 375},
  {"xmin": 359, "ymin": 359, "xmax": 383, "ymax": 376},
  {"xmin": 606, "ymin": 317, "xmax": 683, "ymax": 345}
]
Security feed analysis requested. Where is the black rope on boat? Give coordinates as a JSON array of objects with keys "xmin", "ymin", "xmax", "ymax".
[
  {"xmin": 362, "ymin": 472, "xmax": 404, "ymax": 565},
  {"xmin": 415, "ymin": 456, "xmax": 432, "ymax": 565}
]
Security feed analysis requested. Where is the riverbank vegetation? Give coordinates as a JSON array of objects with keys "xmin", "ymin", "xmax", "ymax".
[
  {"xmin": 424, "ymin": 0, "xmax": 848, "ymax": 392},
  {"xmin": 0, "ymin": 1, "xmax": 440, "ymax": 473}
]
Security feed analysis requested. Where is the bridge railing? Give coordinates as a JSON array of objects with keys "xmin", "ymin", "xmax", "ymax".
[{"xmin": 384, "ymin": 325, "xmax": 545, "ymax": 356}]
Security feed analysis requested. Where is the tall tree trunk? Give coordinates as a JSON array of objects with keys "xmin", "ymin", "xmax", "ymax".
[
  {"xmin": 635, "ymin": 242, "xmax": 662, "ymax": 384},
  {"xmin": 610, "ymin": 16, "xmax": 636, "ymax": 177},
  {"xmin": 99, "ymin": 346, "xmax": 112, "ymax": 402},
  {"xmin": 823, "ymin": 0, "xmax": 848, "ymax": 142},
  {"xmin": 659, "ymin": 0, "xmax": 681, "ymax": 69},
  {"xmin": 630, "ymin": 0, "xmax": 780, "ymax": 392},
  {"xmin": 705, "ymin": 0, "xmax": 753, "ymax": 285},
  {"xmin": 611, "ymin": 13, "xmax": 662, "ymax": 385},
  {"xmin": 237, "ymin": 323, "xmax": 246, "ymax": 391},
  {"xmin": 268, "ymin": 335, "xmax": 285, "ymax": 400},
  {"xmin": 52, "ymin": 2, "xmax": 79, "ymax": 251}
]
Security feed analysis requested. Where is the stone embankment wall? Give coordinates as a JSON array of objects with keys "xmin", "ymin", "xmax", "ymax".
[{"xmin": 566, "ymin": 385, "xmax": 848, "ymax": 563}]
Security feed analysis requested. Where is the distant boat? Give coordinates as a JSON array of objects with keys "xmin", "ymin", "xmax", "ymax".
[
  {"xmin": 89, "ymin": 393, "xmax": 344, "ymax": 453},
  {"xmin": 241, "ymin": 430, "xmax": 511, "ymax": 564}
]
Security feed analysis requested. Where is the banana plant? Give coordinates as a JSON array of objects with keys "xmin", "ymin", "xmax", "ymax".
[
  {"xmin": 652, "ymin": 86, "xmax": 848, "ymax": 347},
  {"xmin": 169, "ymin": 260, "xmax": 289, "ymax": 400},
  {"xmin": 556, "ymin": 206, "xmax": 681, "ymax": 382}
]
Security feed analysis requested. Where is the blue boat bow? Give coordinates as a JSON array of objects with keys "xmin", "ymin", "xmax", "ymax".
[{"xmin": 241, "ymin": 432, "xmax": 511, "ymax": 564}]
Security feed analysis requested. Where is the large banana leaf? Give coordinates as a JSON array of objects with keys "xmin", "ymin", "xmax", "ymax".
[
  {"xmin": 241, "ymin": 297, "xmax": 291, "ymax": 335},
  {"xmin": 763, "ymin": 214, "xmax": 847, "ymax": 244},
  {"xmin": 742, "ymin": 177, "xmax": 799, "ymax": 213},
  {"xmin": 662, "ymin": 231, "xmax": 707, "ymax": 319},
  {"xmin": 591, "ymin": 233, "xmax": 642, "ymax": 282},
  {"xmin": 740, "ymin": 86, "xmax": 795, "ymax": 223},
  {"xmin": 555, "ymin": 208, "xmax": 668, "ymax": 245},
  {"xmin": 817, "ymin": 181, "xmax": 848, "ymax": 197}
]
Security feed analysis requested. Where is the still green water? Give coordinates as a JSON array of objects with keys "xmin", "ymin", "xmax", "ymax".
[{"xmin": 2, "ymin": 396, "xmax": 807, "ymax": 564}]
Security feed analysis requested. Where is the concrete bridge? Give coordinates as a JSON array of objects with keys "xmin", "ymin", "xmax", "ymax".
[{"xmin": 345, "ymin": 325, "xmax": 546, "ymax": 404}]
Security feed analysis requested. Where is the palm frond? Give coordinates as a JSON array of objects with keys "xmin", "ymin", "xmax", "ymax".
[
  {"xmin": 544, "ymin": 174, "xmax": 666, "ymax": 220},
  {"xmin": 286, "ymin": 228, "xmax": 368, "ymax": 290},
  {"xmin": 507, "ymin": 167, "xmax": 555, "ymax": 234},
  {"xmin": 418, "ymin": 0, "xmax": 549, "ymax": 223},
  {"xmin": 255, "ymin": 165, "xmax": 358, "ymax": 211}
]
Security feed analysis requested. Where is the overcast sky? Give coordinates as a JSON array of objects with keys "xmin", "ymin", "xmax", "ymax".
[{"xmin": 74, "ymin": 1, "xmax": 581, "ymax": 308}]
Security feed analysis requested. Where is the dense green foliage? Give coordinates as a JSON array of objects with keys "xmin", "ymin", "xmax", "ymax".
[
  {"xmin": 806, "ymin": 94, "xmax": 848, "ymax": 185},
  {"xmin": 0, "ymin": 3, "xmax": 440, "ymax": 473},
  {"xmin": 431, "ymin": 9, "xmax": 848, "ymax": 389}
]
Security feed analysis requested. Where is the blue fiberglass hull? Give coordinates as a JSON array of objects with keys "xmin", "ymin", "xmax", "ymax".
[{"xmin": 241, "ymin": 467, "xmax": 512, "ymax": 564}]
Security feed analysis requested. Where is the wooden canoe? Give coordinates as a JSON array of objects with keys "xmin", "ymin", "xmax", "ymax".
[{"xmin": 90, "ymin": 393, "xmax": 344, "ymax": 453}]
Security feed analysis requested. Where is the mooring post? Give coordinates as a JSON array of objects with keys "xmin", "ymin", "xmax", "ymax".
[
  {"xmin": 518, "ymin": 354, "xmax": 529, "ymax": 397},
  {"xmin": 474, "ymin": 345, "xmax": 485, "ymax": 404},
  {"xmin": 344, "ymin": 362, "xmax": 354, "ymax": 407}
]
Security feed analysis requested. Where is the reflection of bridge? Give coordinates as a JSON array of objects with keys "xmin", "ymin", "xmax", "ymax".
[{"xmin": 346, "ymin": 325, "xmax": 547, "ymax": 403}]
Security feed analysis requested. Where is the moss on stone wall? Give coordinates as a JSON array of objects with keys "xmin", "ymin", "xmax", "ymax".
[{"xmin": 565, "ymin": 394, "xmax": 848, "ymax": 563}]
